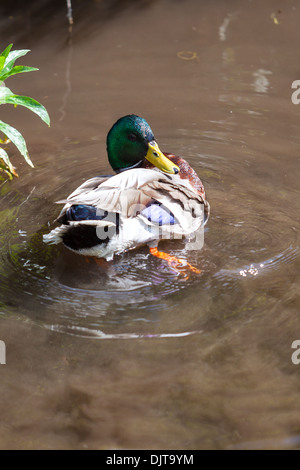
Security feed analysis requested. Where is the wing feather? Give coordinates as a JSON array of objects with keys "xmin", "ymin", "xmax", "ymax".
[{"xmin": 55, "ymin": 168, "xmax": 209, "ymax": 235}]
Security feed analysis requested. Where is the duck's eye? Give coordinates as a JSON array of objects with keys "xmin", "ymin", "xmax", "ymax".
[{"xmin": 128, "ymin": 133, "xmax": 138, "ymax": 142}]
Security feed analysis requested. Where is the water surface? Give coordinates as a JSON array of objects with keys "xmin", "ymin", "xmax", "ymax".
[{"xmin": 0, "ymin": 0, "xmax": 300, "ymax": 450}]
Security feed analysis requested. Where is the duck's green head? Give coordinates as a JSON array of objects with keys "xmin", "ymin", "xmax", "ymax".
[{"xmin": 106, "ymin": 115, "xmax": 179, "ymax": 174}]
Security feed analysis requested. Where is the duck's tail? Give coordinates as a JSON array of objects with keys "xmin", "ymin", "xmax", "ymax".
[
  {"xmin": 43, "ymin": 226, "xmax": 68, "ymax": 245},
  {"xmin": 43, "ymin": 220, "xmax": 116, "ymax": 245}
]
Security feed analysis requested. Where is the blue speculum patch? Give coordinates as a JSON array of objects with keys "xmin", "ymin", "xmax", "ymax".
[
  {"xmin": 66, "ymin": 205, "xmax": 108, "ymax": 221},
  {"xmin": 141, "ymin": 202, "xmax": 175, "ymax": 225}
]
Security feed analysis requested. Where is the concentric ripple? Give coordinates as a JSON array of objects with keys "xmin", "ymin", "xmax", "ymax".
[
  {"xmin": 1, "ymin": 141, "xmax": 300, "ymax": 340},
  {"xmin": 0, "ymin": 189, "xmax": 205, "ymax": 338}
]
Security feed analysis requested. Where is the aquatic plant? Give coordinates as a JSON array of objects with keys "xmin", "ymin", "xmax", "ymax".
[{"xmin": 0, "ymin": 44, "xmax": 50, "ymax": 179}]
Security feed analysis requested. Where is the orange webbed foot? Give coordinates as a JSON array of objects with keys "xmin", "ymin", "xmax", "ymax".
[{"xmin": 149, "ymin": 247, "xmax": 201, "ymax": 277}]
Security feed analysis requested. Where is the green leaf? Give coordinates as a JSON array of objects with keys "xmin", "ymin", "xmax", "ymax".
[
  {"xmin": 0, "ymin": 162, "xmax": 13, "ymax": 179},
  {"xmin": 0, "ymin": 57, "xmax": 5, "ymax": 74},
  {"xmin": 0, "ymin": 147, "xmax": 14, "ymax": 172},
  {"xmin": 0, "ymin": 45, "xmax": 50, "ymax": 176},
  {"xmin": 0, "ymin": 85, "xmax": 14, "ymax": 103},
  {"xmin": 0, "ymin": 65, "xmax": 39, "ymax": 81},
  {"xmin": 0, "ymin": 148, "xmax": 16, "ymax": 179},
  {"xmin": 0, "ymin": 119, "xmax": 33, "ymax": 167},
  {"xmin": 1, "ymin": 49, "xmax": 31, "ymax": 78},
  {"xmin": 0, "ymin": 87, "xmax": 50, "ymax": 126},
  {"xmin": 3, "ymin": 94, "xmax": 50, "ymax": 126},
  {"xmin": 0, "ymin": 44, "xmax": 13, "ymax": 60}
]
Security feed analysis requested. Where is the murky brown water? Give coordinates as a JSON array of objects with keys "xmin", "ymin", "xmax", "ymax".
[{"xmin": 0, "ymin": 0, "xmax": 300, "ymax": 450}]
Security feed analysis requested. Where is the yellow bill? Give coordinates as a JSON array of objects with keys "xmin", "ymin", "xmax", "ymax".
[{"xmin": 145, "ymin": 141, "xmax": 180, "ymax": 174}]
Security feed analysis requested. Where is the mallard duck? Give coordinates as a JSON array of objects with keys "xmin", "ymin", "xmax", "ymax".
[{"xmin": 43, "ymin": 115, "xmax": 209, "ymax": 273}]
